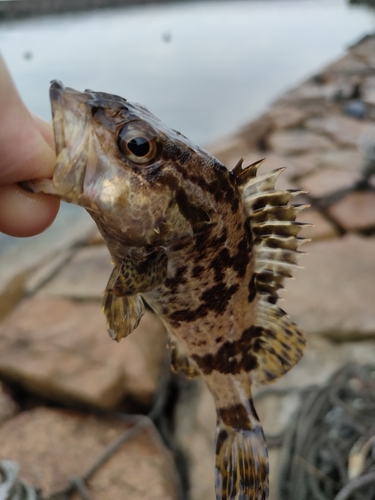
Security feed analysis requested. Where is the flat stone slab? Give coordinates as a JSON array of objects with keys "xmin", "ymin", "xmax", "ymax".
[
  {"xmin": 299, "ymin": 208, "xmax": 339, "ymax": 241},
  {"xmin": 314, "ymin": 149, "xmax": 363, "ymax": 173},
  {"xmin": 175, "ymin": 380, "xmax": 215, "ymax": 500},
  {"xmin": 38, "ymin": 244, "xmax": 113, "ymax": 300},
  {"xmin": 328, "ymin": 190, "xmax": 375, "ymax": 232},
  {"xmin": 306, "ymin": 115, "xmax": 372, "ymax": 148},
  {"xmin": 0, "ymin": 210, "xmax": 96, "ymax": 320},
  {"xmin": 0, "ymin": 407, "xmax": 178, "ymax": 500},
  {"xmin": 0, "ymin": 382, "xmax": 19, "ymax": 424},
  {"xmin": 0, "ymin": 297, "xmax": 167, "ymax": 409},
  {"xmin": 281, "ymin": 234, "xmax": 375, "ymax": 339},
  {"xmin": 268, "ymin": 129, "xmax": 336, "ymax": 155},
  {"xmin": 266, "ymin": 105, "xmax": 309, "ymax": 129},
  {"xmin": 297, "ymin": 168, "xmax": 359, "ymax": 198}
]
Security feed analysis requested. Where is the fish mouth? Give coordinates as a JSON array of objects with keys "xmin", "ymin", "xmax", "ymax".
[
  {"xmin": 50, "ymin": 80, "xmax": 91, "ymax": 203},
  {"xmin": 50, "ymin": 80, "xmax": 66, "ymax": 158}
]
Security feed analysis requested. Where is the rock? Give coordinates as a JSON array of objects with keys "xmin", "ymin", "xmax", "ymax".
[
  {"xmin": 281, "ymin": 235, "xmax": 375, "ymax": 339},
  {"xmin": 363, "ymin": 76, "xmax": 375, "ymax": 106},
  {"xmin": 25, "ymin": 247, "xmax": 77, "ymax": 296},
  {"xmin": 314, "ymin": 149, "xmax": 363, "ymax": 173},
  {"xmin": 267, "ymin": 130, "xmax": 336, "ymax": 155},
  {"xmin": 350, "ymin": 35, "xmax": 375, "ymax": 67},
  {"xmin": 0, "ymin": 297, "xmax": 167, "ymax": 409},
  {"xmin": 0, "ymin": 209, "xmax": 96, "ymax": 320},
  {"xmin": 38, "ymin": 245, "xmax": 113, "ymax": 300},
  {"xmin": 297, "ymin": 168, "xmax": 359, "ymax": 198},
  {"xmin": 175, "ymin": 380, "xmax": 215, "ymax": 500},
  {"xmin": 0, "ymin": 407, "xmax": 179, "ymax": 500},
  {"xmin": 267, "ymin": 106, "xmax": 310, "ymax": 130},
  {"xmin": 0, "ymin": 382, "xmax": 19, "ymax": 424},
  {"xmin": 322, "ymin": 52, "xmax": 368, "ymax": 74},
  {"xmin": 207, "ymin": 135, "xmax": 254, "ymax": 169},
  {"xmin": 328, "ymin": 190, "xmax": 375, "ymax": 232},
  {"xmin": 299, "ymin": 208, "xmax": 339, "ymax": 241},
  {"xmin": 279, "ymin": 82, "xmax": 338, "ymax": 102},
  {"xmin": 283, "ymin": 153, "xmax": 319, "ymax": 180},
  {"xmin": 238, "ymin": 114, "xmax": 274, "ymax": 149},
  {"xmin": 306, "ymin": 115, "xmax": 371, "ymax": 148}
]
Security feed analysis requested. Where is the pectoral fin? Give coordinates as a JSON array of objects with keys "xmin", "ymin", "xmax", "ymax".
[
  {"xmin": 102, "ymin": 289, "xmax": 145, "ymax": 341},
  {"xmin": 111, "ymin": 251, "xmax": 168, "ymax": 296},
  {"xmin": 102, "ymin": 252, "xmax": 167, "ymax": 342}
]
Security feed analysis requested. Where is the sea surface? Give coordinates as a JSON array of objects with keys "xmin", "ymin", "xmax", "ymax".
[{"xmin": 0, "ymin": 0, "xmax": 374, "ymax": 253}]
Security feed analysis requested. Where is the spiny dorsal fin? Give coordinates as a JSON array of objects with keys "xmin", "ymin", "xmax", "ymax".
[
  {"xmin": 233, "ymin": 158, "xmax": 265, "ymax": 185},
  {"xmin": 235, "ymin": 159, "xmax": 308, "ymax": 383}
]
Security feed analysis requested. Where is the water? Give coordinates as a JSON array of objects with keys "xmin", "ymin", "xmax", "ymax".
[
  {"xmin": 1, "ymin": 0, "xmax": 374, "ymax": 144},
  {"xmin": 0, "ymin": 0, "xmax": 374, "ymax": 253}
]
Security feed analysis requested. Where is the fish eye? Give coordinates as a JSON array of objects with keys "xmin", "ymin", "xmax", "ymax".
[{"xmin": 117, "ymin": 123, "xmax": 160, "ymax": 166}]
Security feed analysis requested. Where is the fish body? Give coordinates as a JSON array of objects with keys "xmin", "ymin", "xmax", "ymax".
[{"xmin": 31, "ymin": 81, "xmax": 307, "ymax": 500}]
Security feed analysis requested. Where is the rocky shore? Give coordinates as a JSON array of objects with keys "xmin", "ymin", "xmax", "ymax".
[
  {"xmin": 0, "ymin": 34, "xmax": 374, "ymax": 500},
  {"xmin": 0, "ymin": 0, "xmax": 169, "ymax": 21}
]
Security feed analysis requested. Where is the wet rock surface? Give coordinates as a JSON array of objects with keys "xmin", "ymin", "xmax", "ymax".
[
  {"xmin": 0, "ymin": 407, "xmax": 179, "ymax": 500},
  {"xmin": 0, "ymin": 33, "xmax": 375, "ymax": 500}
]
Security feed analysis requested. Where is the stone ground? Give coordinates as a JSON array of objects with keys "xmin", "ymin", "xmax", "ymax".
[{"xmin": 0, "ymin": 34, "xmax": 375, "ymax": 500}]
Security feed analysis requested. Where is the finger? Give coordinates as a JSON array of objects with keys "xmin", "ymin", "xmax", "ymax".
[
  {"xmin": 0, "ymin": 55, "xmax": 56, "ymax": 184},
  {"xmin": 31, "ymin": 112, "xmax": 55, "ymax": 151},
  {"xmin": 0, "ymin": 184, "xmax": 60, "ymax": 237}
]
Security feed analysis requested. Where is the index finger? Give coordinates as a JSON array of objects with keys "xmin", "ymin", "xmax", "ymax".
[{"xmin": 0, "ymin": 55, "xmax": 56, "ymax": 184}]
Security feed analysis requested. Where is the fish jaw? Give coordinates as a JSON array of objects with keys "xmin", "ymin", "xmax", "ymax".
[{"xmin": 49, "ymin": 80, "xmax": 91, "ymax": 204}]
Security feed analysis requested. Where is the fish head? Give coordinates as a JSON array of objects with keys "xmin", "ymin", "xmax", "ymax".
[{"xmin": 49, "ymin": 81, "xmax": 225, "ymax": 247}]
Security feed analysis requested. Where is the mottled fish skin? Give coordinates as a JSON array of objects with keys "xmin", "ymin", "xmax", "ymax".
[{"xmin": 28, "ymin": 81, "xmax": 307, "ymax": 500}]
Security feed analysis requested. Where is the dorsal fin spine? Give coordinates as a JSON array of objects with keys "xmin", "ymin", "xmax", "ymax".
[{"xmin": 233, "ymin": 158, "xmax": 266, "ymax": 184}]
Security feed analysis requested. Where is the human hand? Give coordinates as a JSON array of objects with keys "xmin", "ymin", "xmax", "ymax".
[{"xmin": 0, "ymin": 55, "xmax": 59, "ymax": 237}]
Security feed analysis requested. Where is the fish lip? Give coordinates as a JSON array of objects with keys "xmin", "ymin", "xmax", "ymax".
[{"xmin": 50, "ymin": 80, "xmax": 66, "ymax": 158}]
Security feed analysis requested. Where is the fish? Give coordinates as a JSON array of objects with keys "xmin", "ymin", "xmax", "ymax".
[{"xmin": 29, "ymin": 81, "xmax": 307, "ymax": 500}]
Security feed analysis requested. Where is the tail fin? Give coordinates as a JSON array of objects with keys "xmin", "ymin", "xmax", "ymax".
[{"xmin": 215, "ymin": 416, "xmax": 269, "ymax": 500}]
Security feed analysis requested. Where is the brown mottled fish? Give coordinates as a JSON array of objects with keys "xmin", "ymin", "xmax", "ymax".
[{"xmin": 29, "ymin": 81, "xmax": 307, "ymax": 500}]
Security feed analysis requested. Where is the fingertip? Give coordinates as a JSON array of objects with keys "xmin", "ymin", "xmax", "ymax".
[
  {"xmin": 0, "ymin": 184, "xmax": 60, "ymax": 237},
  {"xmin": 31, "ymin": 112, "xmax": 55, "ymax": 152}
]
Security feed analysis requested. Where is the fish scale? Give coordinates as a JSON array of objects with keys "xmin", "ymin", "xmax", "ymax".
[{"xmin": 27, "ymin": 80, "xmax": 307, "ymax": 500}]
